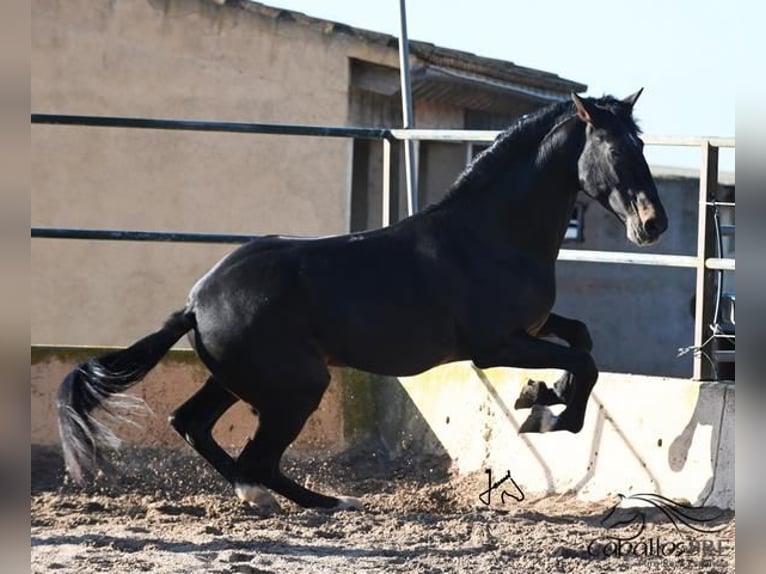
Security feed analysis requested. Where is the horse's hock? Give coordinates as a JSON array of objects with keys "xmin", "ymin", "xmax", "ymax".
[{"xmin": 32, "ymin": 347, "xmax": 734, "ymax": 509}]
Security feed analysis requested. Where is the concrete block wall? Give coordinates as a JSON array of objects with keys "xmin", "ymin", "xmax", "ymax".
[
  {"xmin": 32, "ymin": 347, "xmax": 348, "ymax": 456},
  {"xmin": 396, "ymin": 364, "xmax": 734, "ymax": 509}
]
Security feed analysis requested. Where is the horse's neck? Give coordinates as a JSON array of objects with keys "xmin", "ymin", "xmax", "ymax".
[
  {"xmin": 437, "ymin": 142, "xmax": 580, "ymax": 263},
  {"xmin": 514, "ymin": 151, "xmax": 581, "ymax": 260}
]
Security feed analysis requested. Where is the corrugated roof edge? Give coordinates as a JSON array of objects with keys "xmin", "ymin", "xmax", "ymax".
[{"xmin": 235, "ymin": 0, "xmax": 587, "ymax": 94}]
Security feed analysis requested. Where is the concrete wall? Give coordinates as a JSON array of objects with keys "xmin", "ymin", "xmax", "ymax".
[
  {"xmin": 32, "ymin": 347, "xmax": 350, "ymax": 455},
  {"xmin": 396, "ymin": 363, "xmax": 734, "ymax": 509},
  {"xmin": 33, "ymin": 349, "xmax": 734, "ymax": 509}
]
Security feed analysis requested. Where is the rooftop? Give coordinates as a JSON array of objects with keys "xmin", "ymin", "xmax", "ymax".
[{"xmin": 235, "ymin": 0, "xmax": 587, "ymax": 110}]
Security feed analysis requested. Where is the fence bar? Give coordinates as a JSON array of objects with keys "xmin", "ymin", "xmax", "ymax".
[
  {"xmin": 693, "ymin": 143, "xmax": 719, "ymax": 380},
  {"xmin": 33, "ymin": 114, "xmax": 736, "ymax": 149},
  {"xmin": 32, "ymin": 227, "xmax": 274, "ymax": 244},
  {"xmin": 32, "ymin": 113, "xmax": 390, "ymax": 140},
  {"xmin": 390, "ymin": 128, "xmax": 499, "ymax": 142},
  {"xmin": 558, "ymin": 250, "xmax": 697, "ymax": 268},
  {"xmin": 706, "ymin": 257, "xmax": 735, "ymax": 271},
  {"xmin": 388, "ymin": 130, "xmax": 737, "ymax": 147},
  {"xmin": 32, "ymin": 226, "xmax": 709, "ymax": 269},
  {"xmin": 641, "ymin": 135, "xmax": 736, "ymax": 148}
]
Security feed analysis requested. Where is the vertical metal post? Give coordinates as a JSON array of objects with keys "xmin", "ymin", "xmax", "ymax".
[
  {"xmin": 398, "ymin": 0, "xmax": 418, "ymax": 215},
  {"xmin": 693, "ymin": 142, "xmax": 719, "ymax": 380},
  {"xmin": 382, "ymin": 138, "xmax": 392, "ymax": 227}
]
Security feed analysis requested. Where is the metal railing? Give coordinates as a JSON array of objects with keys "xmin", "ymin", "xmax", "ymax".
[{"xmin": 31, "ymin": 113, "xmax": 735, "ymax": 380}]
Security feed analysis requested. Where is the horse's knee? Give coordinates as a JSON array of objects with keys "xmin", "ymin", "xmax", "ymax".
[
  {"xmin": 569, "ymin": 319, "xmax": 593, "ymax": 352},
  {"xmin": 577, "ymin": 353, "xmax": 598, "ymax": 385}
]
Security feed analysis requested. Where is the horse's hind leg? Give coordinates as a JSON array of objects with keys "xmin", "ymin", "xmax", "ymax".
[
  {"xmin": 234, "ymin": 373, "xmax": 361, "ymax": 511},
  {"xmin": 169, "ymin": 376, "xmax": 239, "ymax": 484}
]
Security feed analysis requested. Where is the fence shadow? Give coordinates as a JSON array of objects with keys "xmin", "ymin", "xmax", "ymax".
[
  {"xmin": 470, "ymin": 365, "xmax": 555, "ymax": 493},
  {"xmin": 668, "ymin": 382, "xmax": 733, "ymax": 505}
]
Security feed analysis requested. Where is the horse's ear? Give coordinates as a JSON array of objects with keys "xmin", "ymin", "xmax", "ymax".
[
  {"xmin": 622, "ymin": 88, "xmax": 644, "ymax": 109},
  {"xmin": 571, "ymin": 92, "xmax": 595, "ymax": 124}
]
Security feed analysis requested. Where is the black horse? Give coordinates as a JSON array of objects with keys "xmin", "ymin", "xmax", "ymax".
[{"xmin": 58, "ymin": 91, "xmax": 667, "ymax": 510}]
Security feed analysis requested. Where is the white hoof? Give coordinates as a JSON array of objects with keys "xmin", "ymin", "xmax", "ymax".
[
  {"xmin": 234, "ymin": 483, "xmax": 281, "ymax": 511},
  {"xmin": 334, "ymin": 495, "xmax": 363, "ymax": 511}
]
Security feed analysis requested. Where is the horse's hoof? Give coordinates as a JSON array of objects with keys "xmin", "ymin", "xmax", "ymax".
[
  {"xmin": 514, "ymin": 380, "xmax": 541, "ymax": 409},
  {"xmin": 333, "ymin": 495, "xmax": 363, "ymax": 511},
  {"xmin": 234, "ymin": 482, "xmax": 281, "ymax": 512},
  {"xmin": 518, "ymin": 405, "xmax": 557, "ymax": 433}
]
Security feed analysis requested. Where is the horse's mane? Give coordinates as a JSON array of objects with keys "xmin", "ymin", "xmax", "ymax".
[{"xmin": 442, "ymin": 95, "xmax": 640, "ymax": 201}]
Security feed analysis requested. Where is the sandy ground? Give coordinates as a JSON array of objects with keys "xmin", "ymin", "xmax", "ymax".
[{"xmin": 32, "ymin": 446, "xmax": 734, "ymax": 574}]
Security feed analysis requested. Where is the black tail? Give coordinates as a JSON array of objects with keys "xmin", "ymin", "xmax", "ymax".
[{"xmin": 57, "ymin": 309, "xmax": 195, "ymax": 483}]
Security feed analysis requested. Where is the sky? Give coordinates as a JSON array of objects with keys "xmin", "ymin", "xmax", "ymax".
[{"xmin": 261, "ymin": 0, "xmax": 736, "ymax": 172}]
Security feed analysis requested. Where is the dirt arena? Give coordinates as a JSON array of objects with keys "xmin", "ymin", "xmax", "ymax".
[{"xmin": 32, "ymin": 446, "xmax": 734, "ymax": 574}]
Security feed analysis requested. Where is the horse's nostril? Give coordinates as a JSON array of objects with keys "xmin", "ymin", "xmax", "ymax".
[{"xmin": 644, "ymin": 218, "xmax": 660, "ymax": 237}]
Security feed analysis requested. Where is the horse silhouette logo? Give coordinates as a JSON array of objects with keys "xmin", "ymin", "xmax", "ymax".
[{"xmin": 600, "ymin": 493, "xmax": 725, "ymax": 540}]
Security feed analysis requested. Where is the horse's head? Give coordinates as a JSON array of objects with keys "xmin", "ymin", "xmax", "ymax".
[{"xmin": 573, "ymin": 90, "xmax": 668, "ymax": 246}]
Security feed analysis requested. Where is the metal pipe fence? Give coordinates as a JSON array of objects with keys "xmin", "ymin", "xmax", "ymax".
[{"xmin": 31, "ymin": 113, "xmax": 735, "ymax": 380}]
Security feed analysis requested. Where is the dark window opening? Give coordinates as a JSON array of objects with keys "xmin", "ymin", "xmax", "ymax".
[{"xmin": 565, "ymin": 204, "xmax": 585, "ymax": 242}]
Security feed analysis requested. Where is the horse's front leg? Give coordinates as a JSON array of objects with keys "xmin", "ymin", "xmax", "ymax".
[
  {"xmin": 473, "ymin": 331, "xmax": 597, "ymax": 433},
  {"xmin": 539, "ymin": 313, "xmax": 593, "ymax": 352},
  {"xmin": 514, "ymin": 313, "xmax": 593, "ymax": 410}
]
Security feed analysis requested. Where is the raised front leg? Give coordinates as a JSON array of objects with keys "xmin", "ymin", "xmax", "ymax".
[
  {"xmin": 540, "ymin": 313, "xmax": 593, "ymax": 352},
  {"xmin": 515, "ymin": 313, "xmax": 593, "ymax": 410},
  {"xmin": 473, "ymin": 331, "xmax": 598, "ymax": 433}
]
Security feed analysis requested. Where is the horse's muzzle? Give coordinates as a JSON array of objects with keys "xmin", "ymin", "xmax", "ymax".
[{"xmin": 633, "ymin": 193, "xmax": 668, "ymax": 245}]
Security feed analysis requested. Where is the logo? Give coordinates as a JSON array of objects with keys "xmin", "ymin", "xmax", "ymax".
[
  {"xmin": 478, "ymin": 468, "xmax": 524, "ymax": 506},
  {"xmin": 600, "ymin": 492, "xmax": 725, "ymax": 538},
  {"xmin": 587, "ymin": 493, "xmax": 728, "ymax": 559}
]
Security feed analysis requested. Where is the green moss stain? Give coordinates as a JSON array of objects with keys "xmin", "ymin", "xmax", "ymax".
[
  {"xmin": 31, "ymin": 346, "xmax": 94, "ymax": 366},
  {"xmin": 339, "ymin": 367, "xmax": 379, "ymax": 445},
  {"xmin": 31, "ymin": 345, "xmax": 203, "ymax": 367}
]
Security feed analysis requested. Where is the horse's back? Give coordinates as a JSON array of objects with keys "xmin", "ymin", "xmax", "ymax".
[{"xmin": 188, "ymin": 224, "xmax": 462, "ymax": 377}]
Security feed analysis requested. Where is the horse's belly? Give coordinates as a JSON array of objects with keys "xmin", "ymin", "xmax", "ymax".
[
  {"xmin": 335, "ymin": 351, "xmax": 458, "ymax": 378},
  {"xmin": 321, "ymin": 316, "xmax": 461, "ymax": 377}
]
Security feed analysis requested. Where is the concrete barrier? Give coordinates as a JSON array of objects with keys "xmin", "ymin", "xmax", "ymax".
[
  {"xmin": 32, "ymin": 348, "xmax": 733, "ymax": 509},
  {"xmin": 396, "ymin": 363, "xmax": 734, "ymax": 509}
]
